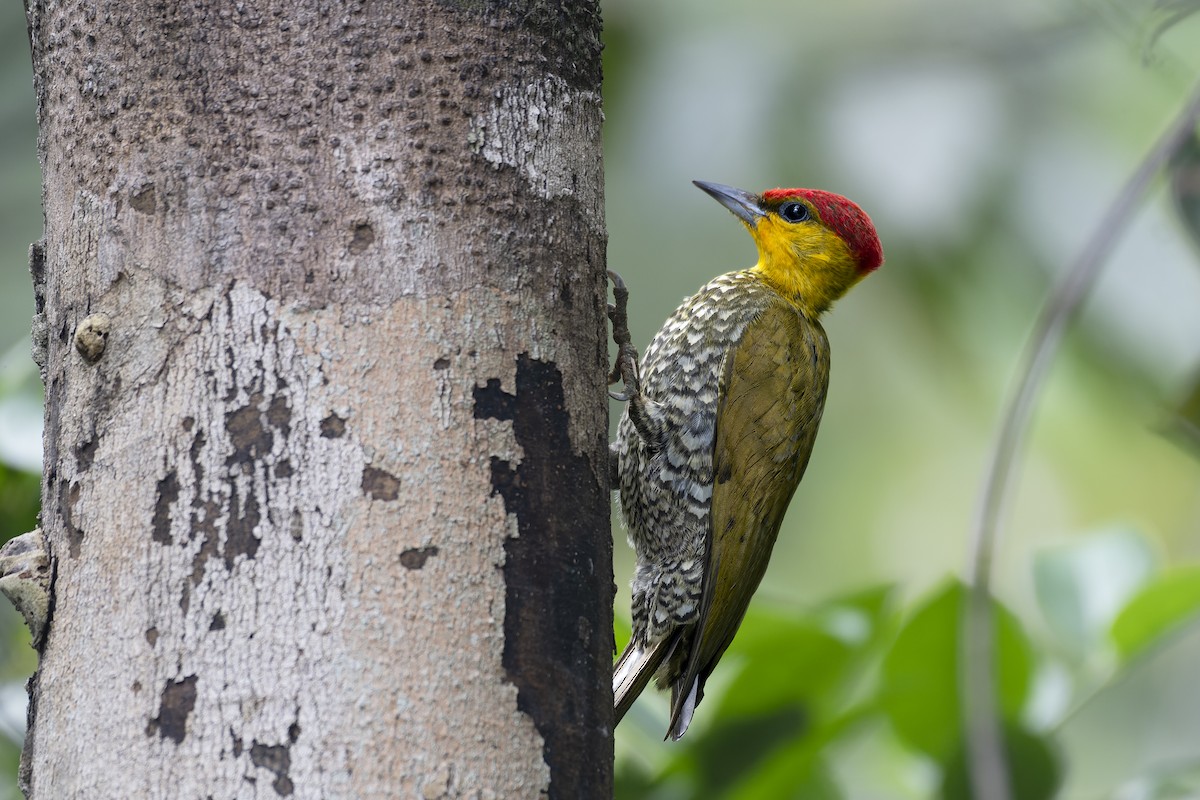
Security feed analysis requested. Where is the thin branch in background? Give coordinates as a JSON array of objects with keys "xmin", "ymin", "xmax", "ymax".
[
  {"xmin": 962, "ymin": 77, "xmax": 1200, "ymax": 800},
  {"xmin": 1144, "ymin": 0, "xmax": 1200, "ymax": 57}
]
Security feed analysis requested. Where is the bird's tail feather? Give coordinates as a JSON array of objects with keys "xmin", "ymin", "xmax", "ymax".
[
  {"xmin": 668, "ymin": 678, "xmax": 700, "ymax": 741},
  {"xmin": 613, "ymin": 634, "xmax": 677, "ymax": 724}
]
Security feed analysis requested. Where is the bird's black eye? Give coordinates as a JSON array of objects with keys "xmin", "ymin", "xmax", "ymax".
[{"xmin": 779, "ymin": 202, "xmax": 810, "ymax": 223}]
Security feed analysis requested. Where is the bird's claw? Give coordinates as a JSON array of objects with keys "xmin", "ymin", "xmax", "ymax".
[{"xmin": 607, "ymin": 270, "xmax": 642, "ymax": 399}]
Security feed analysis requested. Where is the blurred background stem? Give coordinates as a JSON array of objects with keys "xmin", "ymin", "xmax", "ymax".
[{"xmin": 964, "ymin": 74, "xmax": 1200, "ymax": 800}]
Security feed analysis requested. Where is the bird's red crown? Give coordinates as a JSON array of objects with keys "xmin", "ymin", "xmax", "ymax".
[{"xmin": 762, "ymin": 188, "xmax": 883, "ymax": 275}]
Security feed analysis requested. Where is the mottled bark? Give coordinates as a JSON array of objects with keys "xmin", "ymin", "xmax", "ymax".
[{"xmin": 23, "ymin": 1, "xmax": 612, "ymax": 797}]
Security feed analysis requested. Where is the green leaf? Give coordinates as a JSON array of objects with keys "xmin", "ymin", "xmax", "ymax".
[
  {"xmin": 715, "ymin": 584, "xmax": 897, "ymax": 722},
  {"xmin": 1033, "ymin": 528, "xmax": 1157, "ymax": 657},
  {"xmin": 1111, "ymin": 566, "xmax": 1200, "ymax": 661},
  {"xmin": 717, "ymin": 620, "xmax": 852, "ymax": 720},
  {"xmin": 880, "ymin": 579, "xmax": 1034, "ymax": 760},
  {"xmin": 612, "ymin": 756, "xmax": 656, "ymax": 800},
  {"xmin": 730, "ymin": 583, "xmax": 897, "ymax": 654},
  {"xmin": 727, "ymin": 749, "xmax": 843, "ymax": 800},
  {"xmin": 685, "ymin": 707, "xmax": 808, "ymax": 797},
  {"xmin": 939, "ymin": 724, "xmax": 1062, "ymax": 800},
  {"xmin": 672, "ymin": 587, "xmax": 897, "ymax": 797},
  {"xmin": 811, "ymin": 583, "xmax": 899, "ymax": 647},
  {"xmin": 684, "ymin": 617, "xmax": 855, "ymax": 795}
]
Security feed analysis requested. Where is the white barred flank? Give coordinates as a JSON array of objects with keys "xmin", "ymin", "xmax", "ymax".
[{"xmin": 615, "ymin": 270, "xmax": 779, "ymax": 649}]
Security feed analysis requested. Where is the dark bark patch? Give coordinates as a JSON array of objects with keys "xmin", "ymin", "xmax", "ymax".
[
  {"xmin": 210, "ymin": 611, "xmax": 226, "ymax": 631},
  {"xmin": 266, "ymin": 393, "xmax": 292, "ymax": 439},
  {"xmin": 189, "ymin": 427, "xmax": 207, "ymax": 487},
  {"xmin": 147, "ymin": 675, "xmax": 198, "ymax": 745},
  {"xmin": 152, "ymin": 470, "xmax": 180, "ymax": 545},
  {"xmin": 250, "ymin": 741, "xmax": 294, "ymax": 796},
  {"xmin": 473, "ymin": 354, "xmax": 612, "ymax": 797},
  {"xmin": 399, "ymin": 545, "xmax": 439, "ymax": 570},
  {"xmin": 348, "ymin": 221, "xmax": 375, "ymax": 254},
  {"xmin": 145, "ymin": 627, "xmax": 159, "ymax": 647},
  {"xmin": 433, "ymin": 357, "xmax": 450, "ymax": 370},
  {"xmin": 61, "ymin": 479, "xmax": 84, "ymax": 558},
  {"xmin": 225, "ymin": 402, "xmax": 272, "ymax": 466},
  {"xmin": 29, "ymin": 241, "xmax": 45, "ymax": 314},
  {"xmin": 190, "ymin": 497, "xmax": 221, "ymax": 585},
  {"xmin": 488, "ymin": 456, "xmax": 518, "ymax": 495},
  {"xmin": 130, "ymin": 184, "xmax": 157, "ymax": 214},
  {"xmin": 471, "ymin": 377, "xmax": 516, "ymax": 421},
  {"xmin": 274, "ymin": 459, "xmax": 293, "ymax": 479},
  {"xmin": 319, "ymin": 413, "xmax": 346, "ymax": 438},
  {"xmin": 506, "ymin": 3, "xmax": 603, "ymax": 91},
  {"xmin": 361, "ymin": 465, "xmax": 401, "ymax": 501},
  {"xmin": 224, "ymin": 482, "xmax": 261, "ymax": 569},
  {"xmin": 75, "ymin": 436, "xmax": 98, "ymax": 472}
]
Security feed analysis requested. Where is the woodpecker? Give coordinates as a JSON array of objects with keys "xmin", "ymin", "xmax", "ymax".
[{"xmin": 610, "ymin": 180, "xmax": 883, "ymax": 739}]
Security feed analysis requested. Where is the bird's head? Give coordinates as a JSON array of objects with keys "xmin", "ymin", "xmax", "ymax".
[{"xmin": 694, "ymin": 180, "xmax": 883, "ymax": 315}]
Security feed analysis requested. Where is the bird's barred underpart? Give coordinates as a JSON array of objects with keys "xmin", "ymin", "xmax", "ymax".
[{"xmin": 616, "ymin": 271, "xmax": 803, "ymax": 648}]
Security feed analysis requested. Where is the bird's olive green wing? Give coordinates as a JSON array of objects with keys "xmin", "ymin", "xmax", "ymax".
[{"xmin": 668, "ymin": 300, "xmax": 829, "ymax": 738}]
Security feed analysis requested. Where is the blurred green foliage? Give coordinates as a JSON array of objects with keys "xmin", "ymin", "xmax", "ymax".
[
  {"xmin": 615, "ymin": 556, "xmax": 1200, "ymax": 798},
  {"xmin": 880, "ymin": 583, "xmax": 1033, "ymax": 764},
  {"xmin": 1112, "ymin": 567, "xmax": 1200, "ymax": 661}
]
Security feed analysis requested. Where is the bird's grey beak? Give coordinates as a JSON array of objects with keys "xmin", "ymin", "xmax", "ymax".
[{"xmin": 693, "ymin": 181, "xmax": 767, "ymax": 226}]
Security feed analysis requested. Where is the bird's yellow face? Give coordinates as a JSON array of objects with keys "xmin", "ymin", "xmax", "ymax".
[
  {"xmin": 750, "ymin": 198, "xmax": 864, "ymax": 315},
  {"xmin": 694, "ymin": 182, "xmax": 883, "ymax": 316}
]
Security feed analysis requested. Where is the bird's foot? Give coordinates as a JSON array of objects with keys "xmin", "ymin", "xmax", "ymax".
[
  {"xmin": 607, "ymin": 270, "xmax": 642, "ymax": 402},
  {"xmin": 606, "ymin": 270, "xmax": 663, "ymax": 452}
]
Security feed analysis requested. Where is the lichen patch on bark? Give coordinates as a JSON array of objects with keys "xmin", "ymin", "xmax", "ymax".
[{"xmin": 473, "ymin": 76, "xmax": 605, "ymax": 225}]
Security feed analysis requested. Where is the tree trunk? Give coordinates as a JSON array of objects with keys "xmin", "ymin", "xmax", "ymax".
[{"xmin": 22, "ymin": 1, "xmax": 611, "ymax": 797}]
